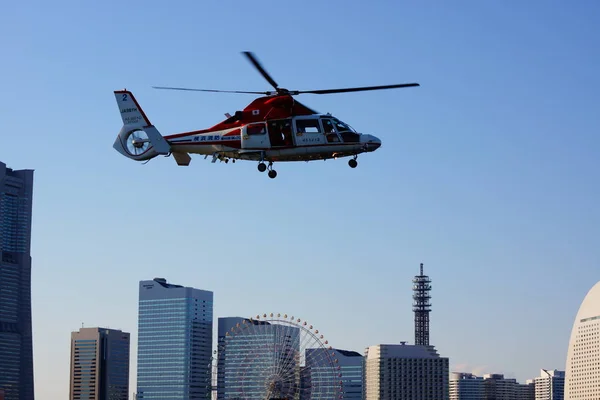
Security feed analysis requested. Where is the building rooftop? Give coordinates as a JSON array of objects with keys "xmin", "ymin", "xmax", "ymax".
[{"xmin": 366, "ymin": 343, "xmax": 444, "ymax": 359}]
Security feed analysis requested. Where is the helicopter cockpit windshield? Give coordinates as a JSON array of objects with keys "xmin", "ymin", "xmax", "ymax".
[
  {"xmin": 323, "ymin": 117, "xmax": 360, "ymax": 143},
  {"xmin": 331, "ymin": 118, "xmax": 356, "ymax": 133}
]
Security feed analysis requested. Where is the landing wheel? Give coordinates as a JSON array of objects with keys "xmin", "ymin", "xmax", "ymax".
[
  {"xmin": 268, "ymin": 170, "xmax": 277, "ymax": 179},
  {"xmin": 348, "ymin": 159, "xmax": 358, "ymax": 168},
  {"xmin": 258, "ymin": 162, "xmax": 267, "ymax": 172}
]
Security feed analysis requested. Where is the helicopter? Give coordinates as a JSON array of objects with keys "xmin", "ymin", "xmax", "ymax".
[{"xmin": 112, "ymin": 51, "xmax": 419, "ymax": 179}]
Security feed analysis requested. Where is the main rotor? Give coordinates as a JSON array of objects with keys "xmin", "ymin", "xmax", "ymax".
[{"xmin": 153, "ymin": 51, "xmax": 420, "ymax": 97}]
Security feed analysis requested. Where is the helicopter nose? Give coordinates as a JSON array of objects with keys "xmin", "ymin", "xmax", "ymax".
[{"xmin": 361, "ymin": 134, "xmax": 382, "ymax": 151}]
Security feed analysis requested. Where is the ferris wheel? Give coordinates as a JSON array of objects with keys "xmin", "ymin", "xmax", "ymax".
[{"xmin": 207, "ymin": 313, "xmax": 343, "ymax": 400}]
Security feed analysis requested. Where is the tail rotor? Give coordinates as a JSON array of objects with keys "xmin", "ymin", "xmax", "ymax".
[
  {"xmin": 126, "ymin": 130, "xmax": 151, "ymax": 156},
  {"xmin": 112, "ymin": 90, "xmax": 171, "ymax": 162}
]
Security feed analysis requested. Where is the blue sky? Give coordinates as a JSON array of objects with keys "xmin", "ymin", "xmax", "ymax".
[{"xmin": 1, "ymin": 0, "xmax": 599, "ymax": 397}]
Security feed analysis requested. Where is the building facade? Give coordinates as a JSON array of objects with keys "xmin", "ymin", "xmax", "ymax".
[
  {"xmin": 449, "ymin": 372, "xmax": 484, "ymax": 400},
  {"xmin": 305, "ymin": 348, "xmax": 363, "ymax": 400},
  {"xmin": 364, "ymin": 343, "xmax": 449, "ymax": 400},
  {"xmin": 481, "ymin": 374, "xmax": 536, "ymax": 400},
  {"xmin": 217, "ymin": 317, "xmax": 301, "ymax": 400},
  {"xmin": 136, "ymin": 278, "xmax": 213, "ymax": 400},
  {"xmin": 534, "ymin": 369, "xmax": 564, "ymax": 400},
  {"xmin": 0, "ymin": 161, "xmax": 35, "ymax": 400},
  {"xmin": 450, "ymin": 372, "xmax": 534, "ymax": 400},
  {"xmin": 519, "ymin": 380, "xmax": 536, "ymax": 400},
  {"xmin": 565, "ymin": 281, "xmax": 600, "ymax": 400},
  {"xmin": 69, "ymin": 327, "xmax": 130, "ymax": 400}
]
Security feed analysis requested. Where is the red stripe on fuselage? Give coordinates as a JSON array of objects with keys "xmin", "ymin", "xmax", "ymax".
[{"xmin": 165, "ymin": 128, "xmax": 241, "ymax": 140}]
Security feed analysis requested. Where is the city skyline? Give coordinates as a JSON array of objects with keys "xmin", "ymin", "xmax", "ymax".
[
  {"xmin": 57, "ymin": 271, "xmax": 574, "ymax": 398},
  {"xmin": 1, "ymin": 1, "xmax": 599, "ymax": 398}
]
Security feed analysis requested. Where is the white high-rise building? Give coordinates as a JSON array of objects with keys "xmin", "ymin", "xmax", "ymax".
[
  {"xmin": 449, "ymin": 372, "xmax": 484, "ymax": 400},
  {"xmin": 534, "ymin": 369, "xmax": 564, "ymax": 400},
  {"xmin": 364, "ymin": 343, "xmax": 449, "ymax": 400},
  {"xmin": 565, "ymin": 281, "xmax": 600, "ymax": 400}
]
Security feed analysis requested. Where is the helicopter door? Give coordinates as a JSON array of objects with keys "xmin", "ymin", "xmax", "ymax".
[
  {"xmin": 267, "ymin": 119, "xmax": 293, "ymax": 147},
  {"xmin": 242, "ymin": 122, "xmax": 270, "ymax": 149}
]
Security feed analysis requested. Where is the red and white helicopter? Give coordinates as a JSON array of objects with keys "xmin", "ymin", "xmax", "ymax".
[{"xmin": 113, "ymin": 52, "xmax": 419, "ymax": 179}]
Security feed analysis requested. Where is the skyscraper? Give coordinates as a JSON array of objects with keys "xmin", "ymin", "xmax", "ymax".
[
  {"xmin": 136, "ymin": 278, "xmax": 213, "ymax": 400},
  {"xmin": 0, "ymin": 161, "xmax": 35, "ymax": 400},
  {"xmin": 565, "ymin": 280, "xmax": 600, "ymax": 400},
  {"xmin": 216, "ymin": 317, "xmax": 301, "ymax": 400},
  {"xmin": 69, "ymin": 327, "xmax": 130, "ymax": 400},
  {"xmin": 364, "ymin": 343, "xmax": 449, "ymax": 400},
  {"xmin": 412, "ymin": 263, "xmax": 431, "ymax": 347}
]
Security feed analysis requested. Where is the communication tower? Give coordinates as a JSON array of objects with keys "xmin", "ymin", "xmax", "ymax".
[{"xmin": 412, "ymin": 263, "xmax": 432, "ymax": 346}]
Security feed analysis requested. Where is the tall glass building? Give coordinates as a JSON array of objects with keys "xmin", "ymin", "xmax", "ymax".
[
  {"xmin": 136, "ymin": 278, "xmax": 213, "ymax": 400},
  {"xmin": 216, "ymin": 317, "xmax": 301, "ymax": 400},
  {"xmin": 305, "ymin": 348, "xmax": 363, "ymax": 400},
  {"xmin": 0, "ymin": 161, "xmax": 35, "ymax": 400},
  {"xmin": 69, "ymin": 327, "xmax": 130, "ymax": 400}
]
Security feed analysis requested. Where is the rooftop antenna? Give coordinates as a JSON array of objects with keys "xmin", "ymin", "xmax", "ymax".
[{"xmin": 412, "ymin": 262, "xmax": 432, "ymax": 346}]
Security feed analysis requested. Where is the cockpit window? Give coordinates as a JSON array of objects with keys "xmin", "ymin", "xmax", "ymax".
[
  {"xmin": 321, "ymin": 118, "xmax": 340, "ymax": 143},
  {"xmin": 332, "ymin": 119, "xmax": 355, "ymax": 133},
  {"xmin": 321, "ymin": 118, "xmax": 336, "ymax": 133}
]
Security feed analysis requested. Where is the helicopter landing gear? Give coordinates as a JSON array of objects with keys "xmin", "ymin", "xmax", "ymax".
[
  {"xmin": 348, "ymin": 156, "xmax": 358, "ymax": 169},
  {"xmin": 257, "ymin": 161, "xmax": 277, "ymax": 178},
  {"xmin": 257, "ymin": 151, "xmax": 269, "ymax": 173},
  {"xmin": 267, "ymin": 161, "xmax": 277, "ymax": 179}
]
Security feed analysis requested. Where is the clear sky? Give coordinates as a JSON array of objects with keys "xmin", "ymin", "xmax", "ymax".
[{"xmin": 1, "ymin": 0, "xmax": 599, "ymax": 398}]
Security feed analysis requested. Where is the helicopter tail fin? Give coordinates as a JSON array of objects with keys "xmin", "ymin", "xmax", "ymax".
[{"xmin": 112, "ymin": 90, "xmax": 171, "ymax": 161}]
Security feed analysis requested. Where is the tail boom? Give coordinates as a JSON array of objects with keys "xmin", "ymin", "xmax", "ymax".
[{"xmin": 113, "ymin": 90, "xmax": 171, "ymax": 161}]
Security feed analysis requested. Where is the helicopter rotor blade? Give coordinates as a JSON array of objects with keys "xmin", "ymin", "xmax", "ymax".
[
  {"xmin": 241, "ymin": 51, "xmax": 280, "ymax": 91},
  {"xmin": 152, "ymin": 86, "xmax": 269, "ymax": 95},
  {"xmin": 294, "ymin": 83, "xmax": 420, "ymax": 95}
]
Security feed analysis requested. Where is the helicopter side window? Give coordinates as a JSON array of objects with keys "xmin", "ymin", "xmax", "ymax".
[
  {"xmin": 321, "ymin": 118, "xmax": 340, "ymax": 143},
  {"xmin": 295, "ymin": 119, "xmax": 321, "ymax": 134},
  {"xmin": 247, "ymin": 123, "xmax": 266, "ymax": 135},
  {"xmin": 322, "ymin": 119, "xmax": 336, "ymax": 133}
]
